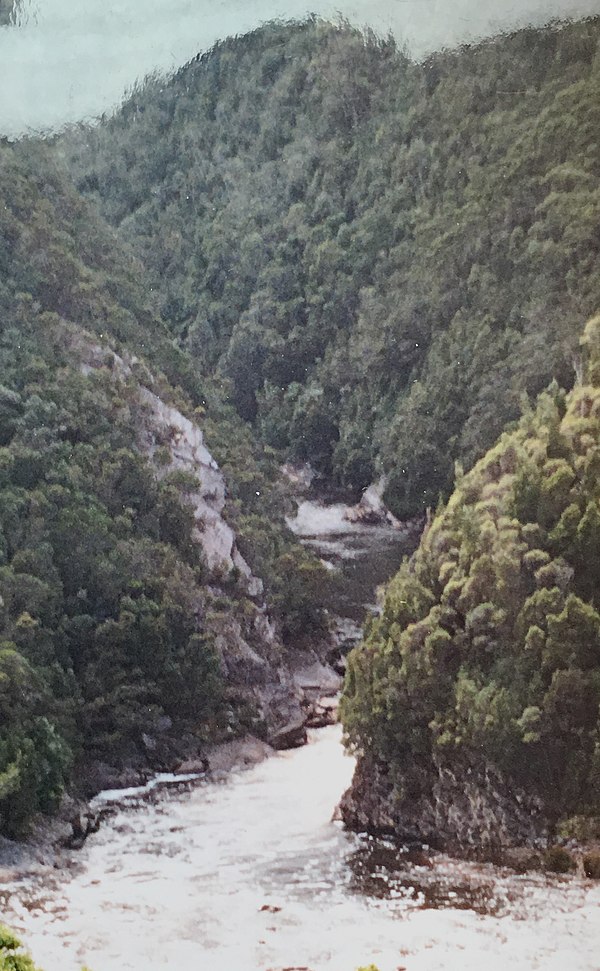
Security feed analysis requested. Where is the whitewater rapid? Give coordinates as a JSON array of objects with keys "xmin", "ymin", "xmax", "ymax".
[
  {"xmin": 3, "ymin": 500, "xmax": 600, "ymax": 970},
  {"xmin": 3, "ymin": 725, "xmax": 600, "ymax": 971}
]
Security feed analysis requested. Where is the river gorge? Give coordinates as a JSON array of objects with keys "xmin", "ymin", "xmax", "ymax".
[{"xmin": 1, "ymin": 501, "xmax": 599, "ymax": 970}]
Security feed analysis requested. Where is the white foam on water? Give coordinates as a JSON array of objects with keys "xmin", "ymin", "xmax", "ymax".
[
  {"xmin": 4, "ymin": 726, "xmax": 600, "ymax": 971},
  {"xmin": 91, "ymin": 772, "xmax": 204, "ymax": 806},
  {"xmin": 287, "ymin": 500, "xmax": 356, "ymax": 537}
]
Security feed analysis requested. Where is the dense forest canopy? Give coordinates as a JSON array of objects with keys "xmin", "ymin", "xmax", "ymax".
[
  {"xmin": 342, "ymin": 317, "xmax": 600, "ymax": 835},
  {"xmin": 0, "ymin": 138, "xmax": 328, "ymax": 837},
  {"xmin": 3, "ymin": 12, "xmax": 600, "ymax": 847},
  {"xmin": 60, "ymin": 15, "xmax": 600, "ymax": 516}
]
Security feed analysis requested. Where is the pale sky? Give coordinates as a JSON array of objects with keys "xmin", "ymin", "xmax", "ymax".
[{"xmin": 0, "ymin": 0, "xmax": 599, "ymax": 138}]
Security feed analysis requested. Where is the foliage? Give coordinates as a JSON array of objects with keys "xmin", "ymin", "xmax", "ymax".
[
  {"xmin": 60, "ymin": 16, "xmax": 600, "ymax": 515},
  {"xmin": 342, "ymin": 328, "xmax": 600, "ymax": 827},
  {"xmin": 0, "ymin": 136, "xmax": 319, "ymax": 834},
  {"xmin": 0, "ymin": 926, "xmax": 40, "ymax": 971},
  {"xmin": 5, "ymin": 12, "xmax": 600, "ymax": 842},
  {"xmin": 544, "ymin": 845, "xmax": 576, "ymax": 873}
]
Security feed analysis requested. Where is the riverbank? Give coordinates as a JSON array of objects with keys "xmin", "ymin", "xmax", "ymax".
[
  {"xmin": 3, "ymin": 496, "xmax": 599, "ymax": 971},
  {"xmin": 0, "ymin": 733, "xmax": 275, "ymax": 879},
  {"xmin": 2, "ymin": 725, "xmax": 600, "ymax": 971},
  {"xmin": 0, "ymin": 652, "xmax": 342, "ymax": 876},
  {"xmin": 339, "ymin": 754, "xmax": 600, "ymax": 878}
]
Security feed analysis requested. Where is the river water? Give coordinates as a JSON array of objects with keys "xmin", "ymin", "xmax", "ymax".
[
  {"xmin": 288, "ymin": 499, "xmax": 415, "ymax": 623},
  {"xmin": 3, "ymin": 500, "xmax": 600, "ymax": 971}
]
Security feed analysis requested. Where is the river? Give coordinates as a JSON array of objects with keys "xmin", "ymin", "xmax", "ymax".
[
  {"xmin": 288, "ymin": 499, "xmax": 415, "ymax": 624},
  {"xmin": 2, "ymin": 500, "xmax": 600, "ymax": 971}
]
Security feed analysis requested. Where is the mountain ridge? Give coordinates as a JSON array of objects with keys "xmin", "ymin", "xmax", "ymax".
[{"xmin": 59, "ymin": 15, "xmax": 600, "ymax": 516}]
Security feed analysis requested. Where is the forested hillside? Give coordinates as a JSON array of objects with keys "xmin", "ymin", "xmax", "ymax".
[
  {"xmin": 0, "ymin": 138, "xmax": 328, "ymax": 837},
  {"xmin": 5, "ymin": 11, "xmax": 600, "ymax": 848},
  {"xmin": 61, "ymin": 16, "xmax": 600, "ymax": 516},
  {"xmin": 341, "ymin": 318, "xmax": 600, "ymax": 849}
]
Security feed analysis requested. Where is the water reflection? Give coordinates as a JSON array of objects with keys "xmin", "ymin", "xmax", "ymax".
[{"xmin": 346, "ymin": 838, "xmax": 523, "ymax": 917}]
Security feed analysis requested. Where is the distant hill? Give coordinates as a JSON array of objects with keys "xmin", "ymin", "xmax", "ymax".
[{"xmin": 60, "ymin": 16, "xmax": 600, "ymax": 517}]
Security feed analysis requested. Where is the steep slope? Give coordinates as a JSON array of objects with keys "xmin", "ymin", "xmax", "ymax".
[
  {"xmin": 0, "ymin": 139, "xmax": 332, "ymax": 838},
  {"xmin": 60, "ymin": 16, "xmax": 600, "ymax": 516},
  {"xmin": 340, "ymin": 318, "xmax": 600, "ymax": 853}
]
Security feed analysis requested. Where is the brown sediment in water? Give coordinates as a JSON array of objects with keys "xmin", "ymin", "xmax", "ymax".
[
  {"xmin": 1, "ymin": 725, "xmax": 600, "ymax": 971},
  {"xmin": 3, "ymin": 505, "xmax": 600, "ymax": 970}
]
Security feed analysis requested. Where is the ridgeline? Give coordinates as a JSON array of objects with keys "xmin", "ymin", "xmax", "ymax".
[
  {"xmin": 1, "ymin": 14, "xmax": 600, "ymax": 849},
  {"xmin": 61, "ymin": 15, "xmax": 600, "ymax": 516}
]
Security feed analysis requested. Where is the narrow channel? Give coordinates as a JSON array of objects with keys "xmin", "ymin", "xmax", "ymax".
[{"xmin": 3, "ymin": 501, "xmax": 600, "ymax": 971}]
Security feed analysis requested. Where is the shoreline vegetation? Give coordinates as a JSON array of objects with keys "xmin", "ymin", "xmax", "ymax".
[
  {"xmin": 341, "ymin": 317, "xmax": 600, "ymax": 859},
  {"xmin": 0, "ymin": 132, "xmax": 339, "ymax": 841},
  {"xmin": 0, "ymin": 925, "xmax": 42, "ymax": 971},
  {"xmin": 1, "ymin": 16, "xmax": 600, "ymax": 967}
]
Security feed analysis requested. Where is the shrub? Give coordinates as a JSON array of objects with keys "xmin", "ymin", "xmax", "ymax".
[
  {"xmin": 544, "ymin": 845, "xmax": 576, "ymax": 873},
  {"xmin": 583, "ymin": 851, "xmax": 600, "ymax": 879},
  {"xmin": 0, "ymin": 925, "xmax": 40, "ymax": 971}
]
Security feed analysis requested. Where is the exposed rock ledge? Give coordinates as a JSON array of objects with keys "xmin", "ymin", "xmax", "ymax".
[
  {"xmin": 343, "ymin": 479, "xmax": 399, "ymax": 527},
  {"xmin": 77, "ymin": 338, "xmax": 263, "ymax": 598},
  {"xmin": 339, "ymin": 755, "xmax": 549, "ymax": 858}
]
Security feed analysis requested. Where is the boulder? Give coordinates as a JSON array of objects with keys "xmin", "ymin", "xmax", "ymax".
[
  {"xmin": 304, "ymin": 695, "xmax": 338, "ymax": 729},
  {"xmin": 268, "ymin": 718, "xmax": 308, "ymax": 751},
  {"xmin": 292, "ymin": 660, "xmax": 341, "ymax": 697}
]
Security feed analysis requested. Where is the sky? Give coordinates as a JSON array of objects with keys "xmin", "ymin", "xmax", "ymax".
[{"xmin": 0, "ymin": 0, "xmax": 599, "ymax": 138}]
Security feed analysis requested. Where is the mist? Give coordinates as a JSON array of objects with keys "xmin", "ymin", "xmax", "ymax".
[{"xmin": 0, "ymin": 0, "xmax": 599, "ymax": 137}]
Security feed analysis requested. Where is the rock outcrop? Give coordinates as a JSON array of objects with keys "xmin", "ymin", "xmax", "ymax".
[
  {"xmin": 72, "ymin": 335, "xmax": 340, "ymax": 758},
  {"xmin": 137, "ymin": 387, "xmax": 263, "ymax": 598},
  {"xmin": 342, "ymin": 480, "xmax": 426, "ymax": 542},
  {"xmin": 77, "ymin": 337, "xmax": 263, "ymax": 598},
  {"xmin": 340, "ymin": 756, "xmax": 548, "ymax": 855},
  {"xmin": 343, "ymin": 479, "xmax": 401, "ymax": 528}
]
